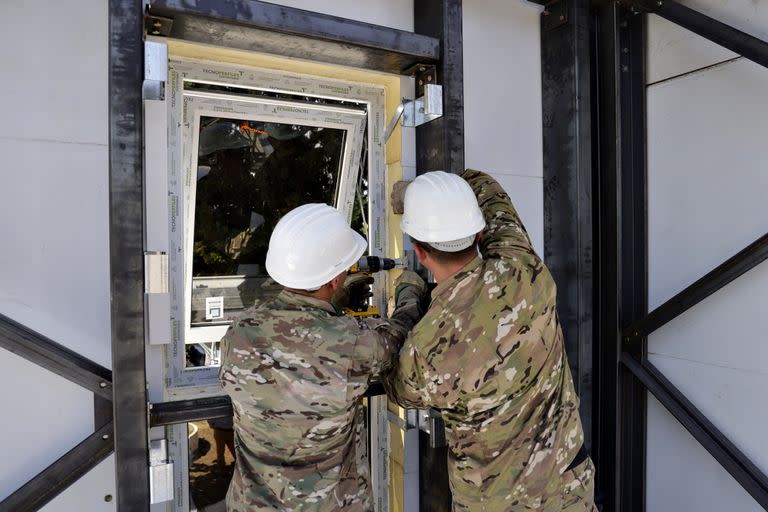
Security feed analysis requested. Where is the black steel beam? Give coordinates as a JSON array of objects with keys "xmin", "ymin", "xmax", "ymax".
[
  {"xmin": 593, "ymin": 4, "xmax": 647, "ymax": 510},
  {"xmin": 540, "ymin": 0, "xmax": 594, "ymax": 452},
  {"xmin": 147, "ymin": 0, "xmax": 440, "ymax": 75},
  {"xmin": 109, "ymin": 0, "xmax": 149, "ymax": 510},
  {"xmin": 617, "ymin": 8, "xmax": 648, "ymax": 512},
  {"xmin": 413, "ymin": 1, "xmax": 464, "ymax": 509},
  {"xmin": 624, "ymin": 232, "xmax": 768, "ymax": 339},
  {"xmin": 415, "ymin": 0, "xmax": 465, "ymax": 176},
  {"xmin": 0, "ymin": 313, "xmax": 113, "ymax": 400},
  {"xmin": 0, "ymin": 422, "xmax": 115, "ymax": 512},
  {"xmin": 621, "ymin": 354, "xmax": 768, "ymax": 509},
  {"xmin": 150, "ymin": 383, "xmax": 386, "ymax": 427},
  {"xmin": 628, "ymin": 0, "xmax": 768, "ymax": 70},
  {"xmin": 150, "ymin": 396, "xmax": 233, "ymax": 427}
]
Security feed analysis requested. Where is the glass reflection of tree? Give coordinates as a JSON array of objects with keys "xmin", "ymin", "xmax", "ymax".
[{"xmin": 193, "ymin": 118, "xmax": 343, "ymax": 277}]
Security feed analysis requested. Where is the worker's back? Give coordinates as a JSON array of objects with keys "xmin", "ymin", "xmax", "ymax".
[
  {"xmin": 219, "ymin": 289, "xmax": 396, "ymax": 512},
  {"xmin": 391, "ymin": 170, "xmax": 594, "ymax": 511}
]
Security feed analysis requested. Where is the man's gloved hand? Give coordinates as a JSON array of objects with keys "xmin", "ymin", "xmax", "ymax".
[
  {"xmin": 394, "ymin": 270, "xmax": 427, "ymax": 306},
  {"xmin": 390, "ymin": 180, "xmax": 412, "ymax": 215},
  {"xmin": 333, "ymin": 273, "xmax": 375, "ymax": 311}
]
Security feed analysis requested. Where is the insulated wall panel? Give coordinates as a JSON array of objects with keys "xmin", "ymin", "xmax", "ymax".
[
  {"xmin": 646, "ymin": 0, "xmax": 768, "ymax": 84},
  {"xmin": 646, "ymin": 394, "xmax": 763, "ymax": 512},
  {"xmin": 463, "ymin": 0, "xmax": 544, "ymax": 179},
  {"xmin": 0, "ymin": 0, "xmax": 108, "ymax": 145},
  {"xmin": 0, "ymin": 350, "xmax": 94, "ymax": 501},
  {"xmin": 646, "ymin": 17, "xmax": 768, "ymax": 510},
  {"xmin": 39, "ymin": 455, "xmax": 116, "ymax": 512},
  {"xmin": 0, "ymin": 139, "xmax": 111, "ymax": 368},
  {"xmin": 648, "ymin": 350, "xmax": 768, "ymax": 475},
  {"xmin": 647, "ymin": 14, "xmax": 737, "ymax": 85},
  {"xmin": 647, "ymin": 58, "xmax": 768, "ymax": 309}
]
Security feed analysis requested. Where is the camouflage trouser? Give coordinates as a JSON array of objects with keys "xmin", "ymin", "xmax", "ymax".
[{"xmin": 561, "ymin": 457, "xmax": 598, "ymax": 512}]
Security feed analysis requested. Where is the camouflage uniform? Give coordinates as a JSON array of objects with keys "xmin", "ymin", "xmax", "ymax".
[
  {"xmin": 388, "ymin": 169, "xmax": 596, "ymax": 511},
  {"xmin": 219, "ymin": 288, "xmax": 420, "ymax": 511}
]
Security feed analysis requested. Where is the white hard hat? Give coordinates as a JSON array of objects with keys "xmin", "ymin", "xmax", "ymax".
[
  {"xmin": 400, "ymin": 171, "xmax": 485, "ymax": 252},
  {"xmin": 265, "ymin": 204, "xmax": 367, "ymax": 289}
]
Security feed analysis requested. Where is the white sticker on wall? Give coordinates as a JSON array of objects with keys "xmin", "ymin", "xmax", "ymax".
[{"xmin": 205, "ymin": 296, "xmax": 224, "ymax": 320}]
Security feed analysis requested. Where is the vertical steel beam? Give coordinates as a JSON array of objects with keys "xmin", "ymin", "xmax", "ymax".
[
  {"xmin": 617, "ymin": 9, "xmax": 648, "ymax": 512},
  {"xmin": 415, "ymin": 0, "xmax": 464, "ymax": 175},
  {"xmin": 540, "ymin": 0, "xmax": 594, "ymax": 452},
  {"xmin": 413, "ymin": 1, "xmax": 464, "ymax": 509},
  {"xmin": 109, "ymin": 0, "xmax": 150, "ymax": 509},
  {"xmin": 594, "ymin": 4, "xmax": 647, "ymax": 511}
]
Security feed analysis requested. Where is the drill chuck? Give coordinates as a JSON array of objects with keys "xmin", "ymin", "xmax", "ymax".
[{"xmin": 352, "ymin": 256, "xmax": 402, "ymax": 273}]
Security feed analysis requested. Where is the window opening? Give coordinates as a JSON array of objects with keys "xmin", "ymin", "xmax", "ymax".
[{"xmin": 188, "ymin": 420, "xmax": 235, "ymax": 509}]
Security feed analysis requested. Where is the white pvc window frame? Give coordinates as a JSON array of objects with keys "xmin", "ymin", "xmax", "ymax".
[
  {"xmin": 176, "ymin": 92, "xmax": 366, "ymax": 389},
  {"xmin": 159, "ymin": 58, "xmax": 390, "ymax": 512}
]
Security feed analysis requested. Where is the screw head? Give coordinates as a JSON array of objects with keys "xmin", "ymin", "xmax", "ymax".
[
  {"xmin": 559, "ymin": 15, "xmax": 565, "ymax": 21},
  {"xmin": 104, "ymin": 495, "xmax": 113, "ymax": 502},
  {"xmin": 418, "ymin": 79, "xmax": 424, "ymax": 86},
  {"xmin": 622, "ymin": 65, "xmax": 629, "ymax": 72},
  {"xmin": 102, "ymin": 434, "xmax": 110, "ymax": 440},
  {"xmin": 427, "ymin": 75, "xmax": 433, "ymax": 82},
  {"xmin": 153, "ymin": 21, "xmax": 162, "ymax": 28},
  {"xmin": 99, "ymin": 382, "xmax": 107, "ymax": 388}
]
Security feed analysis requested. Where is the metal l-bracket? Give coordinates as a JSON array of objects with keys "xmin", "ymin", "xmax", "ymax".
[{"xmin": 382, "ymin": 84, "xmax": 444, "ymax": 143}]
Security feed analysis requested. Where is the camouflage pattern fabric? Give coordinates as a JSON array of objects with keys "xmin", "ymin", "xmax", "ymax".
[
  {"xmin": 387, "ymin": 169, "xmax": 596, "ymax": 511},
  {"xmin": 219, "ymin": 288, "xmax": 421, "ymax": 511}
]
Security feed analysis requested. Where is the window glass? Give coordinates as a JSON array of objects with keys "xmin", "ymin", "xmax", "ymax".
[{"xmin": 190, "ymin": 116, "xmax": 347, "ymax": 328}]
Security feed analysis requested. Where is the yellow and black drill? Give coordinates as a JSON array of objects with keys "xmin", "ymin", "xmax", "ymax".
[{"xmin": 344, "ymin": 256, "xmax": 404, "ymax": 317}]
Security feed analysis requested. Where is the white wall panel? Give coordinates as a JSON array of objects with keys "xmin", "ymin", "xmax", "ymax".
[
  {"xmin": 649, "ymin": 353, "xmax": 768, "ymax": 474},
  {"xmin": 647, "ymin": 14, "xmax": 736, "ymax": 85},
  {"xmin": 0, "ymin": 350, "xmax": 94, "ymax": 501},
  {"xmin": 649, "ymin": 261, "xmax": 768, "ymax": 374},
  {"xmin": 491, "ymin": 174, "xmax": 544, "ymax": 258},
  {"xmin": 647, "ymin": 58, "xmax": 768, "ymax": 309},
  {"xmin": 647, "ymin": 0, "xmax": 768, "ymax": 83},
  {"xmin": 269, "ymin": 0, "xmax": 414, "ymax": 31},
  {"xmin": 0, "ymin": 0, "xmax": 107, "ymax": 145},
  {"xmin": 40, "ymin": 455, "xmax": 116, "ymax": 512},
  {"xmin": 0, "ymin": 139, "xmax": 111, "ymax": 368},
  {"xmin": 464, "ymin": 0, "xmax": 544, "ymax": 178},
  {"xmin": 646, "ymin": 394, "xmax": 763, "ymax": 512}
]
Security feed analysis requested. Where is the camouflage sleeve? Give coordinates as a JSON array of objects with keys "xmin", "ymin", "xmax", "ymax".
[
  {"xmin": 217, "ymin": 323, "xmax": 235, "ymax": 384},
  {"xmin": 384, "ymin": 337, "xmax": 431, "ymax": 409},
  {"xmin": 349, "ymin": 316, "xmax": 408, "ymax": 381},
  {"xmin": 462, "ymin": 168, "xmax": 536, "ymax": 259}
]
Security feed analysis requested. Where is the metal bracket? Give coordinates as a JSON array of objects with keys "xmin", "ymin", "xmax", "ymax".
[
  {"xmin": 382, "ymin": 84, "xmax": 443, "ymax": 143},
  {"xmin": 149, "ymin": 439, "xmax": 174, "ymax": 504},
  {"xmin": 143, "ymin": 41, "xmax": 167, "ymax": 101},
  {"xmin": 387, "ymin": 410, "xmax": 418, "ymax": 431},
  {"xmin": 417, "ymin": 409, "xmax": 447, "ymax": 448},
  {"xmin": 403, "ymin": 63, "xmax": 437, "ymax": 98},
  {"xmin": 402, "ymin": 84, "xmax": 443, "ymax": 128},
  {"xmin": 542, "ymin": 0, "xmax": 568, "ymax": 31}
]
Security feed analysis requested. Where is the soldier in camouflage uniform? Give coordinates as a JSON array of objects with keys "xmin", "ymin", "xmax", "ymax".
[
  {"xmin": 389, "ymin": 170, "xmax": 596, "ymax": 511},
  {"xmin": 219, "ymin": 203, "xmax": 425, "ymax": 511}
]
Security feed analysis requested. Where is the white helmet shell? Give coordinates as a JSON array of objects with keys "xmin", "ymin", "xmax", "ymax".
[
  {"xmin": 400, "ymin": 171, "xmax": 485, "ymax": 252},
  {"xmin": 265, "ymin": 204, "xmax": 367, "ymax": 289}
]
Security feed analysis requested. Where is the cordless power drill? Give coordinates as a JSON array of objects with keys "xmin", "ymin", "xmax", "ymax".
[{"xmin": 344, "ymin": 256, "xmax": 404, "ymax": 317}]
